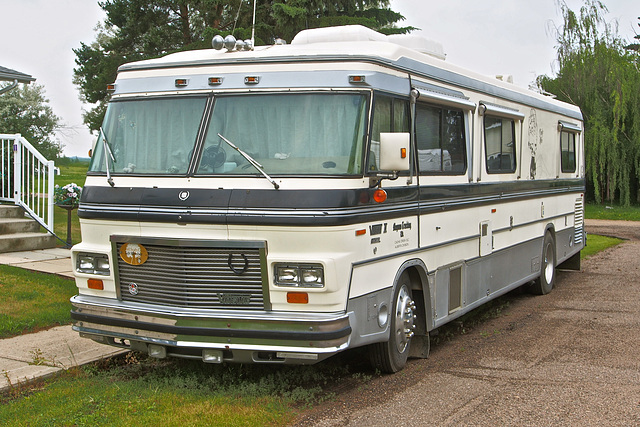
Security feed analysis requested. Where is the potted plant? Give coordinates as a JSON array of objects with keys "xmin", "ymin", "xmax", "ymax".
[
  {"xmin": 54, "ymin": 183, "xmax": 82, "ymax": 246},
  {"xmin": 54, "ymin": 183, "xmax": 82, "ymax": 208}
]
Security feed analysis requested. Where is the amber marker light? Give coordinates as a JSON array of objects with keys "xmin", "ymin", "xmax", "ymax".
[
  {"xmin": 349, "ymin": 75, "xmax": 366, "ymax": 83},
  {"xmin": 287, "ymin": 292, "xmax": 309, "ymax": 304},
  {"xmin": 401, "ymin": 147, "xmax": 407, "ymax": 158},
  {"xmin": 175, "ymin": 78, "xmax": 189, "ymax": 87},
  {"xmin": 106, "ymin": 83, "xmax": 116, "ymax": 93},
  {"xmin": 87, "ymin": 279, "xmax": 104, "ymax": 290},
  {"xmin": 373, "ymin": 188, "xmax": 387, "ymax": 203},
  {"xmin": 355, "ymin": 229, "xmax": 367, "ymax": 236}
]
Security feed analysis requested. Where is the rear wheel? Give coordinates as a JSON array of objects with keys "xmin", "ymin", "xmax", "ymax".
[
  {"xmin": 370, "ymin": 272, "xmax": 416, "ymax": 373},
  {"xmin": 530, "ymin": 232, "xmax": 556, "ymax": 295}
]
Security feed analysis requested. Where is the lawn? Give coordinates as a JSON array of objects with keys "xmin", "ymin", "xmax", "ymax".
[
  {"xmin": 0, "ymin": 265, "xmax": 77, "ymax": 338},
  {"xmin": 581, "ymin": 234, "xmax": 622, "ymax": 259},
  {"xmin": 585, "ymin": 202, "xmax": 640, "ymax": 221}
]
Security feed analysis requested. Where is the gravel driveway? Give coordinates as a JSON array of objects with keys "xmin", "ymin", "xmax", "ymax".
[{"xmin": 295, "ymin": 219, "xmax": 640, "ymax": 426}]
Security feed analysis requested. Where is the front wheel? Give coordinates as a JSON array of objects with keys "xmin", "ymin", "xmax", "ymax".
[
  {"xmin": 530, "ymin": 232, "xmax": 556, "ymax": 295},
  {"xmin": 369, "ymin": 272, "xmax": 416, "ymax": 373}
]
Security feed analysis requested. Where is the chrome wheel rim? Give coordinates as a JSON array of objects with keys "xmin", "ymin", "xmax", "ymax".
[
  {"xmin": 394, "ymin": 285, "xmax": 416, "ymax": 353},
  {"xmin": 544, "ymin": 242, "xmax": 554, "ymax": 284}
]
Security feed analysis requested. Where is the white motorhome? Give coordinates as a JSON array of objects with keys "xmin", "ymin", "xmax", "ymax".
[{"xmin": 71, "ymin": 25, "xmax": 584, "ymax": 373}]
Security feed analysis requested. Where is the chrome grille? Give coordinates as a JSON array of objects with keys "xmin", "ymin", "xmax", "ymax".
[
  {"xmin": 574, "ymin": 197, "xmax": 584, "ymax": 245},
  {"xmin": 116, "ymin": 242, "xmax": 265, "ymax": 310}
]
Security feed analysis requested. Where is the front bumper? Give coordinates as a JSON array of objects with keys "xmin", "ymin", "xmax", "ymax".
[{"xmin": 71, "ymin": 295, "xmax": 352, "ymax": 364}]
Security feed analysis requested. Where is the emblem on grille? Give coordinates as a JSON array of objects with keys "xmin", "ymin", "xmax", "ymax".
[
  {"xmin": 120, "ymin": 243, "xmax": 149, "ymax": 266},
  {"xmin": 179, "ymin": 190, "xmax": 190, "ymax": 201},
  {"xmin": 128, "ymin": 282, "xmax": 139, "ymax": 295},
  {"xmin": 228, "ymin": 253, "xmax": 248, "ymax": 275},
  {"xmin": 218, "ymin": 293, "xmax": 251, "ymax": 305}
]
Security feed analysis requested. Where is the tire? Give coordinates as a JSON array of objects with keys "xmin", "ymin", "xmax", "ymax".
[
  {"xmin": 369, "ymin": 272, "xmax": 416, "ymax": 373},
  {"xmin": 530, "ymin": 232, "xmax": 556, "ymax": 295}
]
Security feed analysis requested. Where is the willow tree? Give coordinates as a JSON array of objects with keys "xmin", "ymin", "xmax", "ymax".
[{"xmin": 538, "ymin": 1, "xmax": 640, "ymax": 205}]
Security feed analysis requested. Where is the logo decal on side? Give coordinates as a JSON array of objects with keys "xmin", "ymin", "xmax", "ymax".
[
  {"xmin": 120, "ymin": 243, "xmax": 149, "ymax": 266},
  {"xmin": 179, "ymin": 190, "xmax": 190, "ymax": 201}
]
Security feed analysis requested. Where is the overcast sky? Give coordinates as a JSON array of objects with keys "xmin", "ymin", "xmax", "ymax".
[{"xmin": 0, "ymin": 0, "xmax": 637, "ymax": 157}]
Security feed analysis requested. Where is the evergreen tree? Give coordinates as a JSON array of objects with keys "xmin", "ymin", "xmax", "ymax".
[{"xmin": 73, "ymin": 0, "xmax": 414, "ymax": 132}]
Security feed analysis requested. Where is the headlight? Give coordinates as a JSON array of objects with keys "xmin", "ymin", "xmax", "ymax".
[
  {"xmin": 274, "ymin": 264, "xmax": 324, "ymax": 288},
  {"xmin": 76, "ymin": 253, "xmax": 110, "ymax": 276}
]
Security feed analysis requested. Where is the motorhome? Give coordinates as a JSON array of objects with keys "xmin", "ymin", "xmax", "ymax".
[{"xmin": 71, "ymin": 25, "xmax": 584, "ymax": 373}]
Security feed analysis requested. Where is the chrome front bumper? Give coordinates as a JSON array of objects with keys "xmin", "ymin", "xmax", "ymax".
[{"xmin": 71, "ymin": 295, "xmax": 352, "ymax": 364}]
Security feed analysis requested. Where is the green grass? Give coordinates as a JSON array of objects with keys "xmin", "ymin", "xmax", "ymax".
[
  {"xmin": 585, "ymin": 202, "xmax": 640, "ymax": 221},
  {"xmin": 0, "ymin": 348, "xmax": 371, "ymax": 426},
  {"xmin": 581, "ymin": 234, "xmax": 623, "ymax": 259},
  {"xmin": 0, "ymin": 265, "xmax": 77, "ymax": 338},
  {"xmin": 55, "ymin": 162, "xmax": 88, "ymax": 188}
]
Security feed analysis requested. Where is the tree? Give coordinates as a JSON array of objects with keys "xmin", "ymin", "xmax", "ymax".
[
  {"xmin": 73, "ymin": 0, "xmax": 414, "ymax": 132},
  {"xmin": 625, "ymin": 16, "xmax": 639, "ymax": 53},
  {"xmin": 0, "ymin": 83, "xmax": 62, "ymax": 159},
  {"xmin": 538, "ymin": 0, "xmax": 640, "ymax": 205}
]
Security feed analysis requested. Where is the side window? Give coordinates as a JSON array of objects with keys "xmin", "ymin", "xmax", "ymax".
[
  {"xmin": 415, "ymin": 104, "xmax": 466, "ymax": 174},
  {"xmin": 560, "ymin": 130, "xmax": 576, "ymax": 173},
  {"xmin": 369, "ymin": 95, "xmax": 409, "ymax": 171},
  {"xmin": 484, "ymin": 116, "xmax": 516, "ymax": 173}
]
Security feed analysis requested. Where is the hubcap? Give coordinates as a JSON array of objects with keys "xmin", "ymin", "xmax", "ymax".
[
  {"xmin": 544, "ymin": 243, "xmax": 554, "ymax": 283},
  {"xmin": 394, "ymin": 286, "xmax": 416, "ymax": 353}
]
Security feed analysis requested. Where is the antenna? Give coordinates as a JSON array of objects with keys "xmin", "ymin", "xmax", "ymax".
[
  {"xmin": 232, "ymin": 0, "xmax": 242, "ymax": 34},
  {"xmin": 251, "ymin": 0, "xmax": 256, "ymax": 49}
]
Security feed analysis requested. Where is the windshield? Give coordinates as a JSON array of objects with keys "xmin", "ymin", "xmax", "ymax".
[
  {"xmin": 196, "ymin": 93, "xmax": 367, "ymax": 175},
  {"xmin": 89, "ymin": 96, "xmax": 208, "ymax": 175},
  {"xmin": 89, "ymin": 92, "xmax": 368, "ymax": 176}
]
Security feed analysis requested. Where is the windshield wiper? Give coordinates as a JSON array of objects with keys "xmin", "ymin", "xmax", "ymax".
[
  {"xmin": 99, "ymin": 127, "xmax": 116, "ymax": 187},
  {"xmin": 217, "ymin": 133, "xmax": 279, "ymax": 190}
]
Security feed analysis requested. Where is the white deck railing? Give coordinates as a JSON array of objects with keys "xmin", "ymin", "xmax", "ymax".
[{"xmin": 0, "ymin": 133, "xmax": 55, "ymax": 234}]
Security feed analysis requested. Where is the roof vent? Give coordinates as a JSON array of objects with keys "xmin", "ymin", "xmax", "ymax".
[
  {"xmin": 290, "ymin": 25, "xmax": 446, "ymax": 60},
  {"xmin": 386, "ymin": 34, "xmax": 446, "ymax": 60},
  {"xmin": 291, "ymin": 25, "xmax": 387, "ymax": 45}
]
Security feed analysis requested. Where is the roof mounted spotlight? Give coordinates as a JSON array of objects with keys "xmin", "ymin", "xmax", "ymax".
[
  {"xmin": 274, "ymin": 38, "xmax": 287, "ymax": 45},
  {"xmin": 235, "ymin": 39, "xmax": 246, "ymax": 51},
  {"xmin": 211, "ymin": 35, "xmax": 224, "ymax": 50},
  {"xmin": 223, "ymin": 35, "xmax": 237, "ymax": 51},
  {"xmin": 244, "ymin": 39, "xmax": 253, "ymax": 51}
]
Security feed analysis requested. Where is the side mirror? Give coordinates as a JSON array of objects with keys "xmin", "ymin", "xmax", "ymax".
[{"xmin": 378, "ymin": 132, "xmax": 410, "ymax": 172}]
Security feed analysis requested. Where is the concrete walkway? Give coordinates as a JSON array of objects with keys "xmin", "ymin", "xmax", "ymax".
[{"xmin": 0, "ymin": 248, "xmax": 126, "ymax": 394}]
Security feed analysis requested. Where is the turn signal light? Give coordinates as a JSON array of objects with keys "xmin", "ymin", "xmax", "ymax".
[
  {"xmin": 87, "ymin": 279, "xmax": 104, "ymax": 290},
  {"xmin": 373, "ymin": 188, "xmax": 387, "ymax": 203},
  {"xmin": 287, "ymin": 292, "xmax": 309, "ymax": 304}
]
